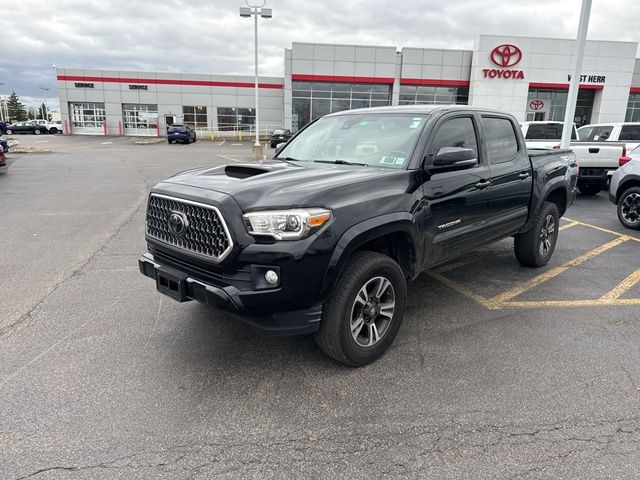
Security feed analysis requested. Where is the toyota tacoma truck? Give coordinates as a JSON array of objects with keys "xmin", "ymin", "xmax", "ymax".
[{"xmin": 139, "ymin": 105, "xmax": 578, "ymax": 366}]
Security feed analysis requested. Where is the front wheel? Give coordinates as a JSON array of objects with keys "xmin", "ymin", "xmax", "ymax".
[
  {"xmin": 49, "ymin": 127, "xmax": 58, "ymax": 134},
  {"xmin": 617, "ymin": 187, "xmax": 640, "ymax": 230},
  {"xmin": 6, "ymin": 129, "xmax": 12, "ymax": 135},
  {"xmin": 315, "ymin": 251, "xmax": 407, "ymax": 367},
  {"xmin": 34, "ymin": 129, "xmax": 42, "ymax": 135},
  {"xmin": 514, "ymin": 202, "xmax": 559, "ymax": 267}
]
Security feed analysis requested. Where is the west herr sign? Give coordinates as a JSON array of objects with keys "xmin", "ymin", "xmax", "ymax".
[
  {"xmin": 567, "ymin": 74, "xmax": 606, "ymax": 83},
  {"xmin": 484, "ymin": 44, "xmax": 525, "ymax": 80}
]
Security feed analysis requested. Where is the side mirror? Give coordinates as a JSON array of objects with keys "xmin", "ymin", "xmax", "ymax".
[
  {"xmin": 274, "ymin": 142, "xmax": 287, "ymax": 156},
  {"xmin": 429, "ymin": 147, "xmax": 478, "ymax": 172}
]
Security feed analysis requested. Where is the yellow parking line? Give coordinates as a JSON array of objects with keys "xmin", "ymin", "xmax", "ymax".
[
  {"xmin": 485, "ymin": 236, "xmax": 629, "ymax": 307},
  {"xmin": 599, "ymin": 268, "xmax": 640, "ymax": 301},
  {"xmin": 216, "ymin": 154, "xmax": 243, "ymax": 163},
  {"xmin": 559, "ymin": 220, "xmax": 579, "ymax": 231},
  {"xmin": 501, "ymin": 298, "xmax": 640, "ymax": 309},
  {"xmin": 564, "ymin": 218, "xmax": 640, "ymax": 244},
  {"xmin": 427, "ymin": 271, "xmax": 491, "ymax": 308}
]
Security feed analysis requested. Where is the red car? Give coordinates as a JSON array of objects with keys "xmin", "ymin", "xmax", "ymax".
[{"xmin": 0, "ymin": 148, "xmax": 7, "ymax": 174}]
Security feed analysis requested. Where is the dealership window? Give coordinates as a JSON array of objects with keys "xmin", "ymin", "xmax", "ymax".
[
  {"xmin": 216, "ymin": 107, "xmax": 256, "ymax": 131},
  {"xmin": 70, "ymin": 103, "xmax": 105, "ymax": 128},
  {"xmin": 527, "ymin": 88, "xmax": 594, "ymax": 127},
  {"xmin": 182, "ymin": 105, "xmax": 208, "ymax": 128},
  {"xmin": 399, "ymin": 85, "xmax": 469, "ymax": 106},
  {"xmin": 122, "ymin": 104, "xmax": 158, "ymax": 130},
  {"xmin": 291, "ymin": 81, "xmax": 392, "ymax": 131},
  {"xmin": 625, "ymin": 93, "xmax": 640, "ymax": 122}
]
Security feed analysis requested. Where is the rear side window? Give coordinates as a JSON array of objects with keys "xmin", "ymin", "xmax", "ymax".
[
  {"xmin": 482, "ymin": 117, "xmax": 519, "ymax": 164},
  {"xmin": 525, "ymin": 123, "xmax": 576, "ymax": 140},
  {"xmin": 620, "ymin": 125, "xmax": 640, "ymax": 141},
  {"xmin": 593, "ymin": 126, "xmax": 613, "ymax": 141},
  {"xmin": 428, "ymin": 116, "xmax": 478, "ymax": 159}
]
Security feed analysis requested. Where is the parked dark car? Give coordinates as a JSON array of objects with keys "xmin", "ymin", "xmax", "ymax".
[
  {"xmin": 0, "ymin": 137, "xmax": 8, "ymax": 153},
  {"xmin": 270, "ymin": 129, "xmax": 292, "ymax": 148},
  {"xmin": 5, "ymin": 121, "xmax": 47, "ymax": 135},
  {"xmin": 167, "ymin": 124, "xmax": 196, "ymax": 144},
  {"xmin": 139, "ymin": 105, "xmax": 578, "ymax": 366}
]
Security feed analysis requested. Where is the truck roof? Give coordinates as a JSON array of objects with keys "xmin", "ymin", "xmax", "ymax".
[{"xmin": 325, "ymin": 104, "xmax": 510, "ymax": 117}]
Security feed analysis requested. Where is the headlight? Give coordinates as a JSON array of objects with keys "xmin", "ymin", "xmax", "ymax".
[{"xmin": 243, "ymin": 208, "xmax": 332, "ymax": 240}]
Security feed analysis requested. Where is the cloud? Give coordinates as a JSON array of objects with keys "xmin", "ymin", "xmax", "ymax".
[{"xmin": 3, "ymin": 0, "xmax": 639, "ymax": 107}]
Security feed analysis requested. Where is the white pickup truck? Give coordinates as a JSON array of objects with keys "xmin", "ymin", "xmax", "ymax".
[
  {"xmin": 520, "ymin": 121, "xmax": 579, "ymax": 150},
  {"xmin": 519, "ymin": 121, "xmax": 625, "ymax": 195},
  {"xmin": 577, "ymin": 122, "xmax": 640, "ymax": 151}
]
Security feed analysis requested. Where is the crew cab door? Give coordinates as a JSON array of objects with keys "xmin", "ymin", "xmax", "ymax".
[
  {"xmin": 479, "ymin": 114, "xmax": 532, "ymax": 237},
  {"xmin": 421, "ymin": 113, "xmax": 493, "ymax": 265}
]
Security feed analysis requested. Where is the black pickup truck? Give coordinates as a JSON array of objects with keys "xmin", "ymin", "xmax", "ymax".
[{"xmin": 139, "ymin": 105, "xmax": 578, "ymax": 366}]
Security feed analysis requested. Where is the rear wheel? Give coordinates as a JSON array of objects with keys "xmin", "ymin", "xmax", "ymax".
[
  {"xmin": 315, "ymin": 251, "xmax": 407, "ymax": 367},
  {"xmin": 577, "ymin": 181, "xmax": 601, "ymax": 195},
  {"xmin": 617, "ymin": 187, "xmax": 640, "ymax": 230},
  {"xmin": 34, "ymin": 129, "xmax": 42, "ymax": 135},
  {"xmin": 168, "ymin": 139, "xmax": 173, "ymax": 144},
  {"xmin": 6, "ymin": 129, "xmax": 12, "ymax": 135},
  {"xmin": 514, "ymin": 202, "xmax": 559, "ymax": 267},
  {"xmin": 49, "ymin": 127, "xmax": 58, "ymax": 134}
]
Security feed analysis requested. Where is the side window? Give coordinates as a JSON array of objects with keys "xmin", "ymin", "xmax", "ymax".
[
  {"xmin": 428, "ymin": 117, "xmax": 478, "ymax": 161},
  {"xmin": 578, "ymin": 126, "xmax": 596, "ymax": 141},
  {"xmin": 594, "ymin": 126, "xmax": 613, "ymax": 141},
  {"xmin": 482, "ymin": 117, "xmax": 519, "ymax": 164},
  {"xmin": 620, "ymin": 125, "xmax": 640, "ymax": 141}
]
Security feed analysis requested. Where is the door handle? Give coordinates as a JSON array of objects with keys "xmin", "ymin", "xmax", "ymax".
[
  {"xmin": 518, "ymin": 172, "xmax": 530, "ymax": 179},
  {"xmin": 475, "ymin": 179, "xmax": 491, "ymax": 189},
  {"xmin": 588, "ymin": 147, "xmax": 600, "ymax": 153}
]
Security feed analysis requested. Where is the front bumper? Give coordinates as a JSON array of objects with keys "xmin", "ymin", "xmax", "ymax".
[{"xmin": 139, "ymin": 252, "xmax": 322, "ymax": 335}]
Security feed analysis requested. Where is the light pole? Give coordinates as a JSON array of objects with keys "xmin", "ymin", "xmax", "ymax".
[
  {"xmin": 39, "ymin": 86, "xmax": 50, "ymax": 121},
  {"xmin": 0, "ymin": 82, "xmax": 5, "ymax": 122},
  {"xmin": 240, "ymin": 1, "xmax": 272, "ymax": 158}
]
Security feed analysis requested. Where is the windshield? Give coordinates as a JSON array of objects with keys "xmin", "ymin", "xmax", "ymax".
[{"xmin": 276, "ymin": 113, "xmax": 428, "ymax": 168}]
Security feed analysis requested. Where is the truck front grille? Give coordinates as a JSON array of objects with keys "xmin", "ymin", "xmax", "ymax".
[{"xmin": 145, "ymin": 194, "xmax": 233, "ymax": 261}]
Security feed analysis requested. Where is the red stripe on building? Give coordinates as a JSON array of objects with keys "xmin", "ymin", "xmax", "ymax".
[
  {"xmin": 630, "ymin": 87, "xmax": 640, "ymax": 94},
  {"xmin": 529, "ymin": 82, "xmax": 604, "ymax": 91},
  {"xmin": 56, "ymin": 75, "xmax": 283, "ymax": 89},
  {"xmin": 400, "ymin": 78, "xmax": 470, "ymax": 87},
  {"xmin": 291, "ymin": 74, "xmax": 394, "ymax": 84}
]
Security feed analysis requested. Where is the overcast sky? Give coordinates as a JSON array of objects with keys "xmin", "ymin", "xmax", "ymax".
[{"xmin": 3, "ymin": 0, "xmax": 639, "ymax": 110}]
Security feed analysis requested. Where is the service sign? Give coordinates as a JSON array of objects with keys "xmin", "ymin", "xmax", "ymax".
[
  {"xmin": 74, "ymin": 82, "xmax": 94, "ymax": 88},
  {"xmin": 129, "ymin": 84, "xmax": 148, "ymax": 90},
  {"xmin": 483, "ymin": 44, "xmax": 525, "ymax": 80}
]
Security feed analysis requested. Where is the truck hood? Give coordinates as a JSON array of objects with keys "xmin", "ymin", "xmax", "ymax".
[{"xmin": 163, "ymin": 160, "xmax": 410, "ymax": 211}]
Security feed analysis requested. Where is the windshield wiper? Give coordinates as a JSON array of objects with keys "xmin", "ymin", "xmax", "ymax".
[{"xmin": 313, "ymin": 159, "xmax": 368, "ymax": 166}]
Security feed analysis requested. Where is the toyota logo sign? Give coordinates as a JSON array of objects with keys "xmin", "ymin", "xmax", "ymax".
[
  {"xmin": 529, "ymin": 99, "xmax": 544, "ymax": 111},
  {"xmin": 168, "ymin": 211, "xmax": 189, "ymax": 237},
  {"xmin": 490, "ymin": 44, "xmax": 523, "ymax": 67}
]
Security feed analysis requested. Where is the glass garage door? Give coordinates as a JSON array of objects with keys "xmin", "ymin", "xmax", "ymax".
[
  {"xmin": 70, "ymin": 103, "xmax": 106, "ymax": 135},
  {"xmin": 123, "ymin": 104, "xmax": 159, "ymax": 136}
]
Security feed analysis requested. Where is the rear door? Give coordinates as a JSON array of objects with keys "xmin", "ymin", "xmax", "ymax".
[
  {"xmin": 480, "ymin": 114, "xmax": 532, "ymax": 236},
  {"xmin": 422, "ymin": 113, "xmax": 493, "ymax": 265}
]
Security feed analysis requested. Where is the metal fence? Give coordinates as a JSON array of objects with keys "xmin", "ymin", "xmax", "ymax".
[{"xmin": 192, "ymin": 123, "xmax": 284, "ymax": 141}]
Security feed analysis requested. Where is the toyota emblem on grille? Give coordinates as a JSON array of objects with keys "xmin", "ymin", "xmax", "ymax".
[{"xmin": 168, "ymin": 211, "xmax": 189, "ymax": 236}]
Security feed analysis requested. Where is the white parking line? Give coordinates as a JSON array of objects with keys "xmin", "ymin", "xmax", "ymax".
[
  {"xmin": 231, "ymin": 143, "xmax": 242, "ymax": 146},
  {"xmin": 218, "ymin": 140, "xmax": 226, "ymax": 146},
  {"xmin": 35, "ymin": 140, "xmax": 49, "ymax": 144}
]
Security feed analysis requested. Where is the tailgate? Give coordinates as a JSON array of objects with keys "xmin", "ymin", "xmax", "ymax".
[{"xmin": 570, "ymin": 142, "xmax": 624, "ymax": 168}]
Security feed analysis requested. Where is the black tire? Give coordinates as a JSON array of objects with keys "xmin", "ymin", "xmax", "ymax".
[
  {"xmin": 6, "ymin": 129, "xmax": 12, "ymax": 135},
  {"xmin": 514, "ymin": 202, "xmax": 559, "ymax": 267},
  {"xmin": 270, "ymin": 142, "xmax": 277, "ymax": 148},
  {"xmin": 49, "ymin": 127, "xmax": 58, "ymax": 134},
  {"xmin": 192, "ymin": 135, "xmax": 196, "ymax": 143},
  {"xmin": 168, "ymin": 139, "xmax": 173, "ymax": 144},
  {"xmin": 617, "ymin": 187, "xmax": 640, "ymax": 230},
  {"xmin": 577, "ymin": 182, "xmax": 601, "ymax": 195},
  {"xmin": 34, "ymin": 129, "xmax": 42, "ymax": 135},
  {"xmin": 314, "ymin": 251, "xmax": 407, "ymax": 367}
]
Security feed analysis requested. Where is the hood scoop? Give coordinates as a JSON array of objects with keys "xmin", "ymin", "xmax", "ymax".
[{"xmin": 224, "ymin": 164, "xmax": 272, "ymax": 179}]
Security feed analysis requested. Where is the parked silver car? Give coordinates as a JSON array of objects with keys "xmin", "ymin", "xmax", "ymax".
[{"xmin": 609, "ymin": 145, "xmax": 640, "ymax": 230}]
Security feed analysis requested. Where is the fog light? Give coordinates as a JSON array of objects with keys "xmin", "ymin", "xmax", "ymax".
[{"xmin": 265, "ymin": 270, "xmax": 279, "ymax": 285}]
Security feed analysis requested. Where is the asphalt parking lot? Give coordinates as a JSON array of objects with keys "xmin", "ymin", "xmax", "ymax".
[{"xmin": 1, "ymin": 135, "xmax": 640, "ymax": 479}]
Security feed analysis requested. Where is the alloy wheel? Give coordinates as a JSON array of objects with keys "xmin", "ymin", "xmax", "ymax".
[
  {"xmin": 539, "ymin": 214, "xmax": 556, "ymax": 257},
  {"xmin": 621, "ymin": 192, "xmax": 640, "ymax": 225},
  {"xmin": 350, "ymin": 276, "xmax": 395, "ymax": 347}
]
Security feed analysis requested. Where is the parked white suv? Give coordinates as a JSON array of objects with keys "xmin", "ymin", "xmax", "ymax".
[
  {"xmin": 34, "ymin": 119, "xmax": 61, "ymax": 134},
  {"xmin": 578, "ymin": 122, "xmax": 640, "ymax": 151},
  {"xmin": 609, "ymin": 145, "xmax": 640, "ymax": 230}
]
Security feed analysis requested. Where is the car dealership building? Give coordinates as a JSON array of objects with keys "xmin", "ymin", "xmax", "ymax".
[{"xmin": 55, "ymin": 34, "xmax": 640, "ymax": 136}]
